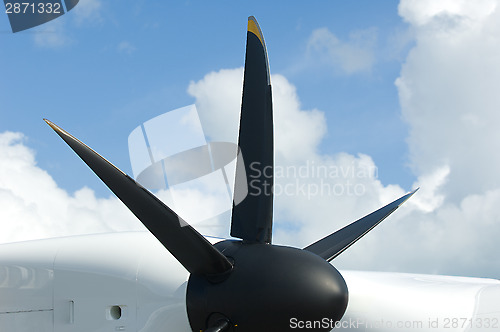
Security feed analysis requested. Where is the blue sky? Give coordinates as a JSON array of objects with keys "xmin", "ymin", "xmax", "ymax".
[
  {"xmin": 2, "ymin": 0, "xmax": 500, "ymax": 279},
  {"xmin": 0, "ymin": 0, "xmax": 412, "ymax": 195}
]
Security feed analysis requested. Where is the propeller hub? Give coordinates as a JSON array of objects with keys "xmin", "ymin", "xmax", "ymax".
[{"xmin": 187, "ymin": 240, "xmax": 348, "ymax": 331}]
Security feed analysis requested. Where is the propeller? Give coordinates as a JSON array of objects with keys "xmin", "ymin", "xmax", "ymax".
[{"xmin": 45, "ymin": 16, "xmax": 416, "ymax": 332}]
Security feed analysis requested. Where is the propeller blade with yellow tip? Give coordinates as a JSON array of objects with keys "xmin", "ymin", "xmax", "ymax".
[{"xmin": 230, "ymin": 16, "xmax": 274, "ymax": 244}]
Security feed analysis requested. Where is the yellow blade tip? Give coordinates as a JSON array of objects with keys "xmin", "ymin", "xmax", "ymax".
[
  {"xmin": 43, "ymin": 118, "xmax": 59, "ymax": 131},
  {"xmin": 247, "ymin": 16, "xmax": 264, "ymax": 46}
]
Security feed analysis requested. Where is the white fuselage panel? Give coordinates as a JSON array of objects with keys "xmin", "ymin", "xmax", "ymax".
[
  {"xmin": 0, "ymin": 232, "xmax": 194, "ymax": 332},
  {"xmin": 1, "ymin": 232, "xmax": 499, "ymax": 331}
]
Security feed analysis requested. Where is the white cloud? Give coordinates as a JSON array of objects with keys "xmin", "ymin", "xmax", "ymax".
[
  {"xmin": 399, "ymin": 0, "xmax": 496, "ymax": 27},
  {"xmin": 384, "ymin": 0, "xmax": 500, "ymax": 277},
  {"xmin": 306, "ymin": 27, "xmax": 378, "ymax": 74},
  {"xmin": 187, "ymin": 68, "xmax": 244, "ymax": 143},
  {"xmin": 396, "ymin": 0, "xmax": 500, "ymax": 202},
  {"xmin": 0, "ymin": 132, "xmax": 143, "ymax": 244},
  {"xmin": 410, "ymin": 165, "xmax": 449, "ymax": 213},
  {"xmin": 188, "ymin": 69, "xmax": 327, "ymax": 162}
]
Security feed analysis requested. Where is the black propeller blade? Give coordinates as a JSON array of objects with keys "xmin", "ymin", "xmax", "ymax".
[
  {"xmin": 186, "ymin": 17, "xmax": 349, "ymax": 332},
  {"xmin": 45, "ymin": 16, "xmax": 416, "ymax": 332},
  {"xmin": 230, "ymin": 16, "xmax": 274, "ymax": 244},
  {"xmin": 43, "ymin": 119, "xmax": 232, "ymax": 277},
  {"xmin": 304, "ymin": 189, "xmax": 418, "ymax": 261}
]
